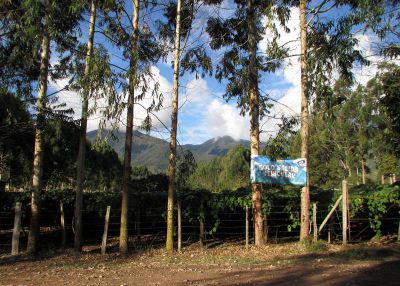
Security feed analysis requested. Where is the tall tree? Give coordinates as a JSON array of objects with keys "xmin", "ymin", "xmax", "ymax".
[
  {"xmin": 166, "ymin": 0, "xmax": 182, "ymax": 252},
  {"xmin": 296, "ymin": 0, "xmax": 368, "ymax": 239},
  {"xmin": 74, "ymin": 0, "xmax": 97, "ymax": 252},
  {"xmin": 100, "ymin": 0, "xmax": 164, "ymax": 253},
  {"xmin": 18, "ymin": 0, "xmax": 82, "ymax": 254},
  {"xmin": 206, "ymin": 0, "xmax": 289, "ymax": 245},
  {"xmin": 27, "ymin": 15, "xmax": 50, "ymax": 252},
  {"xmin": 119, "ymin": 0, "xmax": 140, "ymax": 255},
  {"xmin": 299, "ymin": 0, "xmax": 309, "ymax": 241},
  {"xmin": 156, "ymin": 0, "xmax": 212, "ymax": 251},
  {"xmin": 247, "ymin": 0, "xmax": 264, "ymax": 246}
]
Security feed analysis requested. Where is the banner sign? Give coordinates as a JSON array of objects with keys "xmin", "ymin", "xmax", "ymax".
[{"xmin": 250, "ymin": 156, "xmax": 307, "ymax": 186}]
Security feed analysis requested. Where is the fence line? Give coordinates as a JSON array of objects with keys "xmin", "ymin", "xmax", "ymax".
[{"xmin": 0, "ymin": 196, "xmax": 399, "ymax": 254}]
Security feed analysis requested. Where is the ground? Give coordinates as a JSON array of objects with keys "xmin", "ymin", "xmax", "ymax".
[{"xmin": 0, "ymin": 239, "xmax": 399, "ymax": 286}]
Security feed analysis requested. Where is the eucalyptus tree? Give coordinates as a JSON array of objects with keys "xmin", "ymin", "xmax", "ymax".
[
  {"xmin": 156, "ymin": 0, "xmax": 212, "ymax": 251},
  {"xmin": 295, "ymin": 0, "xmax": 370, "ymax": 239},
  {"xmin": 73, "ymin": 0, "xmax": 98, "ymax": 252},
  {"xmin": 119, "ymin": 0, "xmax": 140, "ymax": 254},
  {"xmin": 62, "ymin": 0, "xmax": 126, "ymax": 250},
  {"xmin": 0, "ymin": 3, "xmax": 39, "ymax": 99},
  {"xmin": 165, "ymin": 0, "xmax": 183, "ymax": 252},
  {"xmin": 339, "ymin": 0, "xmax": 400, "ymax": 58},
  {"xmin": 1, "ymin": 0, "xmax": 83, "ymax": 253},
  {"xmin": 298, "ymin": 0, "xmax": 309, "ymax": 241},
  {"xmin": 101, "ymin": 0, "xmax": 165, "ymax": 254},
  {"xmin": 206, "ymin": 0, "xmax": 290, "ymax": 245},
  {"xmin": 366, "ymin": 63, "xmax": 400, "ymax": 177}
]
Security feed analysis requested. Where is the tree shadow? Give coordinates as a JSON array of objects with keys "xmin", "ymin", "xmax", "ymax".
[
  {"xmin": 0, "ymin": 234, "xmax": 165, "ymax": 267},
  {"xmin": 183, "ymin": 244, "xmax": 400, "ymax": 286}
]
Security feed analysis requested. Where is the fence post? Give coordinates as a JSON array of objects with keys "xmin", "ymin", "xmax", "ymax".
[
  {"xmin": 398, "ymin": 220, "xmax": 400, "ymax": 242},
  {"xmin": 328, "ymin": 215, "xmax": 333, "ymax": 244},
  {"xmin": 393, "ymin": 174, "xmax": 397, "ymax": 183},
  {"xmin": 381, "ymin": 174, "xmax": 385, "ymax": 185},
  {"xmin": 313, "ymin": 203, "xmax": 317, "ymax": 241},
  {"xmin": 12, "ymin": 202, "xmax": 22, "ymax": 255},
  {"xmin": 342, "ymin": 180, "xmax": 348, "ymax": 245},
  {"xmin": 60, "ymin": 201, "xmax": 66, "ymax": 250},
  {"xmin": 199, "ymin": 202, "xmax": 204, "ymax": 247},
  {"xmin": 178, "ymin": 200, "xmax": 182, "ymax": 252},
  {"xmin": 245, "ymin": 205, "xmax": 249, "ymax": 249},
  {"xmin": 101, "ymin": 206, "xmax": 111, "ymax": 255}
]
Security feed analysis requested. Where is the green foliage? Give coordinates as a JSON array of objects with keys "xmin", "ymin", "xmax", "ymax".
[
  {"xmin": 176, "ymin": 150, "xmax": 197, "ymax": 191},
  {"xmin": 350, "ymin": 184, "xmax": 400, "ymax": 237},
  {"xmin": 378, "ymin": 63, "xmax": 400, "ymax": 155},
  {"xmin": 0, "ymin": 91, "xmax": 122, "ymax": 190},
  {"xmin": 156, "ymin": 0, "xmax": 212, "ymax": 78},
  {"xmin": 343, "ymin": 0, "xmax": 400, "ymax": 58},
  {"xmin": 0, "ymin": 0, "xmax": 83, "ymax": 98},
  {"xmin": 188, "ymin": 145, "xmax": 250, "ymax": 192},
  {"xmin": 206, "ymin": 0, "xmax": 289, "ymax": 116},
  {"xmin": 0, "ymin": 90, "xmax": 33, "ymax": 185},
  {"xmin": 296, "ymin": 64, "xmax": 400, "ymax": 189},
  {"xmin": 262, "ymin": 116, "xmax": 298, "ymax": 160}
]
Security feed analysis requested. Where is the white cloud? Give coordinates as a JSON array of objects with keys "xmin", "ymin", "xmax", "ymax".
[
  {"xmin": 179, "ymin": 76, "xmax": 250, "ymax": 143},
  {"xmin": 353, "ymin": 33, "xmax": 382, "ymax": 85},
  {"xmin": 133, "ymin": 66, "xmax": 173, "ymax": 132},
  {"xmin": 258, "ymin": 6, "xmax": 301, "ymax": 139},
  {"xmin": 51, "ymin": 66, "xmax": 173, "ymax": 134},
  {"xmin": 205, "ymin": 99, "xmax": 249, "ymax": 141}
]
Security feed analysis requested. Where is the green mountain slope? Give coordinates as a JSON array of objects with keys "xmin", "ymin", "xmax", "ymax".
[{"xmin": 87, "ymin": 130, "xmax": 254, "ymax": 172}]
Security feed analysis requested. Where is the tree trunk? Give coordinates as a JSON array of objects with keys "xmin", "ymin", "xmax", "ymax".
[
  {"xmin": 248, "ymin": 0, "xmax": 264, "ymax": 246},
  {"xmin": 299, "ymin": 0, "xmax": 310, "ymax": 241},
  {"xmin": 119, "ymin": 0, "xmax": 140, "ymax": 254},
  {"xmin": 361, "ymin": 158, "xmax": 366, "ymax": 184},
  {"xmin": 74, "ymin": 0, "xmax": 97, "ymax": 252},
  {"xmin": 166, "ymin": 0, "xmax": 182, "ymax": 252},
  {"xmin": 27, "ymin": 9, "xmax": 50, "ymax": 254}
]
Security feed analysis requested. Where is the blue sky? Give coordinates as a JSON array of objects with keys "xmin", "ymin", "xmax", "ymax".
[{"xmin": 50, "ymin": 0, "xmax": 391, "ymax": 145}]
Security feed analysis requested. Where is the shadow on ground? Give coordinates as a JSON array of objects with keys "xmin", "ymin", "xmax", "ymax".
[{"xmin": 185, "ymin": 245, "xmax": 400, "ymax": 286}]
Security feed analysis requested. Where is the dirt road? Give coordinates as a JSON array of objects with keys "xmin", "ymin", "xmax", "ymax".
[{"xmin": 1, "ymin": 242, "xmax": 399, "ymax": 286}]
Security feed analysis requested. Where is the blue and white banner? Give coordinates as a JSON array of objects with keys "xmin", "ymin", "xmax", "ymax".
[{"xmin": 250, "ymin": 156, "xmax": 307, "ymax": 186}]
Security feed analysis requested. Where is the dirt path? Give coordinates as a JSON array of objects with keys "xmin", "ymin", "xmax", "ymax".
[{"xmin": 1, "ymin": 242, "xmax": 399, "ymax": 286}]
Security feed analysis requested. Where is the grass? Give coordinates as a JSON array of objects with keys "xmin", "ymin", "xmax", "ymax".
[{"xmin": 300, "ymin": 238, "xmax": 328, "ymax": 253}]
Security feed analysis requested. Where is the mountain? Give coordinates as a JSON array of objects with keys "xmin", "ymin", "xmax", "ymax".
[{"xmin": 87, "ymin": 130, "xmax": 255, "ymax": 172}]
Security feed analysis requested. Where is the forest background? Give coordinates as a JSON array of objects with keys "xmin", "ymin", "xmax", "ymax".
[{"xmin": 1, "ymin": 0, "xmax": 400, "ymax": 253}]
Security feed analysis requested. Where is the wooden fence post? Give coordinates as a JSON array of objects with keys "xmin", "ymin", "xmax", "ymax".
[
  {"xmin": 101, "ymin": 206, "xmax": 111, "ymax": 255},
  {"xmin": 342, "ymin": 180, "xmax": 348, "ymax": 245},
  {"xmin": 60, "ymin": 202, "xmax": 66, "ymax": 250},
  {"xmin": 313, "ymin": 203, "xmax": 317, "ymax": 241},
  {"xmin": 178, "ymin": 200, "xmax": 182, "ymax": 252},
  {"xmin": 12, "ymin": 202, "xmax": 22, "ymax": 255},
  {"xmin": 245, "ymin": 205, "xmax": 249, "ymax": 249},
  {"xmin": 381, "ymin": 175, "xmax": 385, "ymax": 185},
  {"xmin": 199, "ymin": 202, "xmax": 204, "ymax": 247},
  {"xmin": 398, "ymin": 220, "xmax": 400, "ymax": 242}
]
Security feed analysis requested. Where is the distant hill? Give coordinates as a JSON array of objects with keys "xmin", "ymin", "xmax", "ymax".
[{"xmin": 87, "ymin": 130, "xmax": 257, "ymax": 172}]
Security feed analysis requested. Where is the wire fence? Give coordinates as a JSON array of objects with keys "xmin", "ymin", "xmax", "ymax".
[{"xmin": 1, "ymin": 197, "xmax": 399, "ymax": 255}]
